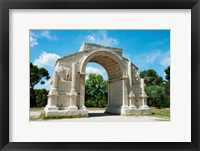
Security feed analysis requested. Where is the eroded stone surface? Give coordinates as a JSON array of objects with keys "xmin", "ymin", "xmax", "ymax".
[{"xmin": 45, "ymin": 42, "xmax": 151, "ymax": 117}]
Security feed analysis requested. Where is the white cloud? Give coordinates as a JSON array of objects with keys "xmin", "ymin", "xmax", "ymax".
[
  {"xmin": 149, "ymin": 38, "xmax": 169, "ymax": 48},
  {"xmin": 30, "ymin": 30, "xmax": 58, "ymax": 47},
  {"xmin": 30, "ymin": 31, "xmax": 39, "ymax": 38},
  {"xmin": 86, "ymin": 30, "xmax": 119, "ymax": 47},
  {"xmin": 134, "ymin": 50, "xmax": 170, "ymax": 68},
  {"xmin": 33, "ymin": 51, "xmax": 61, "ymax": 67},
  {"xmin": 87, "ymin": 35, "xmax": 95, "ymax": 42},
  {"xmin": 30, "ymin": 31, "xmax": 40, "ymax": 47},
  {"xmin": 30, "ymin": 36, "xmax": 38, "ymax": 47},
  {"xmin": 41, "ymin": 30, "xmax": 58, "ymax": 40},
  {"xmin": 145, "ymin": 38, "xmax": 170, "ymax": 67},
  {"xmin": 160, "ymin": 52, "xmax": 170, "ymax": 67},
  {"xmin": 86, "ymin": 66, "xmax": 104, "ymax": 75},
  {"xmin": 146, "ymin": 51, "xmax": 161, "ymax": 63},
  {"xmin": 85, "ymin": 66, "xmax": 107, "ymax": 80}
]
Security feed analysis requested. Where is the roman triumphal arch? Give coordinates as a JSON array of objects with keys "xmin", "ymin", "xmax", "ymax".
[{"xmin": 45, "ymin": 43, "xmax": 151, "ymax": 117}]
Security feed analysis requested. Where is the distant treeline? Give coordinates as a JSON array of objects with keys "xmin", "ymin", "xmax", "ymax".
[{"xmin": 140, "ymin": 67, "xmax": 170, "ymax": 108}]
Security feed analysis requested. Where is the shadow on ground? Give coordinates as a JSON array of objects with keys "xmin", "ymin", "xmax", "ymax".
[{"xmin": 88, "ymin": 112, "xmax": 118, "ymax": 117}]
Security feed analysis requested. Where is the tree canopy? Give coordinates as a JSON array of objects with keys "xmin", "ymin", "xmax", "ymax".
[
  {"xmin": 165, "ymin": 66, "xmax": 170, "ymax": 81},
  {"xmin": 85, "ymin": 73, "xmax": 108, "ymax": 108},
  {"xmin": 30, "ymin": 63, "xmax": 50, "ymax": 107},
  {"xmin": 140, "ymin": 67, "xmax": 170, "ymax": 108},
  {"xmin": 164, "ymin": 66, "xmax": 170, "ymax": 96},
  {"xmin": 30, "ymin": 63, "xmax": 50, "ymax": 89},
  {"xmin": 34, "ymin": 89, "xmax": 49, "ymax": 107},
  {"xmin": 140, "ymin": 69, "xmax": 163, "ymax": 86}
]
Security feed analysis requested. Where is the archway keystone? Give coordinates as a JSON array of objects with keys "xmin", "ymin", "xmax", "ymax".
[{"xmin": 45, "ymin": 43, "xmax": 151, "ymax": 117}]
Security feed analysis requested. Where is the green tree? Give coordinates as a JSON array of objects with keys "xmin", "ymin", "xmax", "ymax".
[
  {"xmin": 146, "ymin": 85, "xmax": 169, "ymax": 108},
  {"xmin": 85, "ymin": 73, "xmax": 108, "ymax": 107},
  {"xmin": 30, "ymin": 63, "xmax": 50, "ymax": 107},
  {"xmin": 140, "ymin": 68, "xmax": 170, "ymax": 108},
  {"xmin": 34, "ymin": 89, "xmax": 49, "ymax": 107},
  {"xmin": 163, "ymin": 66, "xmax": 170, "ymax": 107},
  {"xmin": 140, "ymin": 69, "xmax": 163, "ymax": 86},
  {"xmin": 165, "ymin": 66, "xmax": 170, "ymax": 81},
  {"xmin": 164, "ymin": 66, "xmax": 170, "ymax": 95}
]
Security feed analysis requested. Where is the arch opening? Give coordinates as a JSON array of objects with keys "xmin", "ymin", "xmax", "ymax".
[
  {"xmin": 80, "ymin": 53, "xmax": 124, "ymax": 115},
  {"xmin": 85, "ymin": 62, "xmax": 108, "ymax": 116}
]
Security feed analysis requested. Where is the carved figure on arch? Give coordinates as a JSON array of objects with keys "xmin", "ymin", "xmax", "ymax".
[
  {"xmin": 132, "ymin": 67, "xmax": 141, "ymax": 85},
  {"xmin": 58, "ymin": 66, "xmax": 71, "ymax": 81}
]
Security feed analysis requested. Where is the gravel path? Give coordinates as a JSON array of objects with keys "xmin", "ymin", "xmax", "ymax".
[
  {"xmin": 30, "ymin": 111, "xmax": 41, "ymax": 117},
  {"xmin": 30, "ymin": 110, "xmax": 169, "ymax": 122}
]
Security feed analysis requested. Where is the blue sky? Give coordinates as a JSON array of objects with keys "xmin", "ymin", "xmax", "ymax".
[{"xmin": 30, "ymin": 30, "xmax": 170, "ymax": 90}]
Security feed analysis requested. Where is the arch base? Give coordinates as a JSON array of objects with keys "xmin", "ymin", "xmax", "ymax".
[
  {"xmin": 121, "ymin": 108, "xmax": 151, "ymax": 115},
  {"xmin": 105, "ymin": 106, "xmax": 151, "ymax": 115},
  {"xmin": 44, "ymin": 108, "xmax": 88, "ymax": 117}
]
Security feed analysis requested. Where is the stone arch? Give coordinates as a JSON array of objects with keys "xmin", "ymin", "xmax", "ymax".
[
  {"xmin": 79, "ymin": 50, "xmax": 127, "ymax": 114},
  {"xmin": 80, "ymin": 50, "xmax": 126, "ymax": 80},
  {"xmin": 44, "ymin": 43, "xmax": 151, "ymax": 117}
]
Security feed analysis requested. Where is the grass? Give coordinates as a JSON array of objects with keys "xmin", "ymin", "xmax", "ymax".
[
  {"xmin": 39, "ymin": 112, "xmax": 88, "ymax": 120},
  {"xmin": 30, "ymin": 112, "xmax": 88, "ymax": 121},
  {"xmin": 128, "ymin": 107, "xmax": 170, "ymax": 119},
  {"xmin": 30, "ymin": 107, "xmax": 44, "ymax": 112},
  {"xmin": 149, "ymin": 107, "xmax": 170, "ymax": 118},
  {"xmin": 30, "ymin": 116, "xmax": 38, "ymax": 121},
  {"xmin": 30, "ymin": 108, "xmax": 88, "ymax": 121}
]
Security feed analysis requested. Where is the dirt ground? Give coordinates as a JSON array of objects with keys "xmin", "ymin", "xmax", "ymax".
[{"xmin": 30, "ymin": 109, "xmax": 170, "ymax": 122}]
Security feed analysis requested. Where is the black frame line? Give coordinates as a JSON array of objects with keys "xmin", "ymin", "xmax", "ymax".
[{"xmin": 0, "ymin": 0, "xmax": 199, "ymax": 151}]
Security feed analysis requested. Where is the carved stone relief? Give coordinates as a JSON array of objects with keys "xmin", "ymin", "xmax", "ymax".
[{"xmin": 58, "ymin": 67, "xmax": 71, "ymax": 81}]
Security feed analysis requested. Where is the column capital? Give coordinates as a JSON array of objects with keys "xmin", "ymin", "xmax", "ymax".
[
  {"xmin": 141, "ymin": 93, "xmax": 148, "ymax": 97},
  {"xmin": 121, "ymin": 75, "xmax": 128, "ymax": 80},
  {"xmin": 129, "ymin": 91, "xmax": 135, "ymax": 97},
  {"xmin": 79, "ymin": 72, "xmax": 87, "ymax": 77}
]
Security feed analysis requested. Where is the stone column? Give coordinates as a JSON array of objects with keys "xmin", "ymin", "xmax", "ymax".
[
  {"xmin": 68, "ymin": 63, "xmax": 78, "ymax": 111},
  {"xmin": 71, "ymin": 63, "xmax": 77, "ymax": 92},
  {"xmin": 105, "ymin": 81, "xmax": 110, "ymax": 113},
  {"xmin": 141, "ymin": 78, "xmax": 145, "ymax": 94},
  {"xmin": 127, "ymin": 61, "xmax": 137, "ymax": 111},
  {"xmin": 121, "ymin": 76, "xmax": 129, "ymax": 114},
  {"xmin": 128, "ymin": 61, "xmax": 132, "ymax": 87},
  {"xmin": 129, "ymin": 91, "xmax": 137, "ymax": 109},
  {"xmin": 141, "ymin": 78, "xmax": 146, "ymax": 107},
  {"xmin": 52, "ymin": 70, "xmax": 58, "ymax": 92},
  {"xmin": 140, "ymin": 78, "xmax": 150, "ymax": 110},
  {"xmin": 45, "ymin": 70, "xmax": 58, "ymax": 117},
  {"xmin": 47, "ymin": 70, "xmax": 58, "ymax": 107},
  {"xmin": 79, "ymin": 72, "xmax": 87, "ymax": 110}
]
